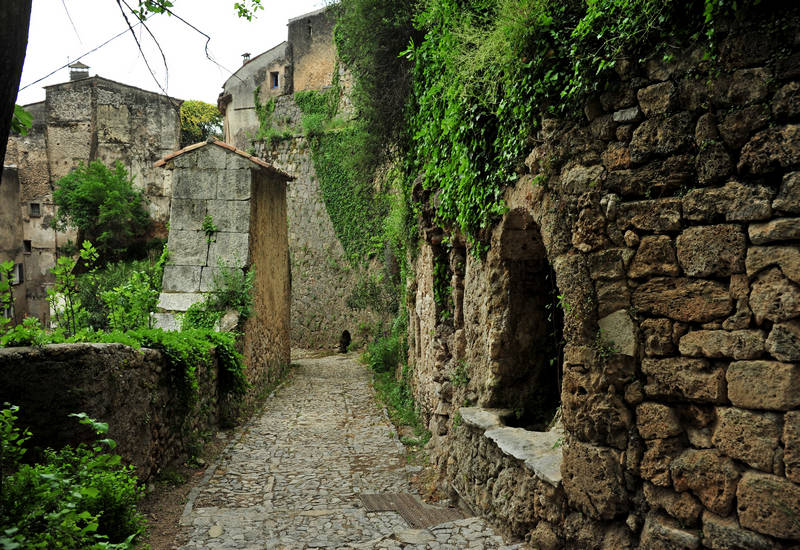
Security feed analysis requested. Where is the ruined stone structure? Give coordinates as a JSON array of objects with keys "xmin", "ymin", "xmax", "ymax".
[
  {"xmin": 154, "ymin": 139, "xmax": 292, "ymax": 391},
  {"xmin": 0, "ymin": 166, "xmax": 28, "ymax": 322},
  {"xmin": 219, "ymin": 6, "xmax": 378, "ymax": 349},
  {"xmin": 410, "ymin": 15, "xmax": 800, "ymax": 549},
  {"xmin": 253, "ymin": 137, "xmax": 386, "ymax": 349},
  {"xmin": 0, "ymin": 343, "xmax": 223, "ymax": 481},
  {"xmin": 3, "ymin": 73, "xmax": 180, "ymax": 324},
  {"xmin": 218, "ymin": 7, "xmax": 336, "ymax": 151}
]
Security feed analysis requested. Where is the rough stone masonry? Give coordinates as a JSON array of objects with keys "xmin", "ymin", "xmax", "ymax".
[{"xmin": 409, "ymin": 8, "xmax": 800, "ymax": 549}]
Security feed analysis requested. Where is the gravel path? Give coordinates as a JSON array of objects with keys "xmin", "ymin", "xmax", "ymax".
[{"xmin": 176, "ymin": 353, "xmax": 523, "ymax": 549}]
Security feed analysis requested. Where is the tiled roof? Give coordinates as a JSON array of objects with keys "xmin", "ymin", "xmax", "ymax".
[{"xmin": 153, "ymin": 139, "xmax": 293, "ymax": 180}]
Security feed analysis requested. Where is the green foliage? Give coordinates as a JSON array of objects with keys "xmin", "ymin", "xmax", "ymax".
[
  {"xmin": 10, "ymin": 105, "xmax": 32, "ymax": 136},
  {"xmin": 333, "ymin": 0, "xmax": 420, "ymax": 160},
  {"xmin": 346, "ymin": 272, "xmax": 396, "ymax": 314},
  {"xmin": 179, "ymin": 100, "xmax": 222, "ymax": 147},
  {"xmin": 448, "ymin": 360, "xmax": 469, "ymax": 387},
  {"xmin": 0, "ymin": 317, "xmax": 49, "ymax": 348},
  {"xmin": 1, "ymin": 404, "xmax": 30, "ymax": 475},
  {"xmin": 364, "ymin": 333, "xmax": 404, "ymax": 374},
  {"xmin": 367, "ymin": 319, "xmax": 430, "ymax": 449},
  {"xmin": 0, "ymin": 261, "xmax": 15, "ymax": 334},
  {"xmin": 181, "ymin": 302, "xmax": 223, "ymax": 330},
  {"xmin": 181, "ymin": 262, "xmax": 255, "ymax": 331},
  {"xmin": 48, "ymin": 241, "xmax": 99, "ymax": 337},
  {"xmin": 401, "ymin": 0, "xmax": 750, "ymax": 249},
  {"xmin": 52, "ymin": 161, "xmax": 151, "ymax": 261},
  {"xmin": 202, "ymin": 215, "xmax": 218, "ymax": 244},
  {"xmin": 0, "ymin": 408, "xmax": 143, "ymax": 549},
  {"xmin": 76, "ymin": 250, "xmax": 167, "ymax": 331},
  {"xmin": 134, "ymin": 0, "xmax": 262, "ymax": 21}
]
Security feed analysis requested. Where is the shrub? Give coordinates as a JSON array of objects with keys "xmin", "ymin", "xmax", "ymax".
[
  {"xmin": 0, "ymin": 408, "xmax": 144, "ymax": 549},
  {"xmin": 52, "ymin": 161, "xmax": 151, "ymax": 261},
  {"xmin": 364, "ymin": 334, "xmax": 404, "ymax": 373},
  {"xmin": 181, "ymin": 262, "xmax": 255, "ymax": 331}
]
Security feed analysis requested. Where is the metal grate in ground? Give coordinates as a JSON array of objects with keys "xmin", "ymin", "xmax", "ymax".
[{"xmin": 359, "ymin": 493, "xmax": 470, "ymax": 529}]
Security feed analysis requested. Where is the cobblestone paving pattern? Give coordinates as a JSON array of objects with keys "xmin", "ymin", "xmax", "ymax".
[{"xmin": 177, "ymin": 354, "xmax": 525, "ymax": 549}]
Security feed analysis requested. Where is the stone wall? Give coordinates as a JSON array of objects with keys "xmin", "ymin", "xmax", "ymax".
[
  {"xmin": 410, "ymin": 12, "xmax": 800, "ymax": 549},
  {"xmin": 155, "ymin": 140, "xmax": 291, "ymax": 394},
  {"xmin": 288, "ymin": 7, "xmax": 336, "ymax": 93},
  {"xmin": 254, "ymin": 136, "xmax": 387, "ymax": 349},
  {"xmin": 0, "ymin": 166, "xmax": 27, "ymax": 323},
  {"xmin": 242, "ymin": 169, "xmax": 291, "ymax": 391},
  {"xmin": 0, "ymin": 343, "xmax": 221, "ymax": 481},
  {"xmin": 44, "ymin": 76, "xmax": 180, "ymax": 231}
]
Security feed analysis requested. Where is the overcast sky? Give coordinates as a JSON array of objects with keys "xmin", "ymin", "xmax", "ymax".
[{"xmin": 17, "ymin": 0, "xmax": 326, "ymax": 106}]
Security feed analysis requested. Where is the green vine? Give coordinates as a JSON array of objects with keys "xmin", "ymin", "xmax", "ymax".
[
  {"xmin": 293, "ymin": 72, "xmax": 389, "ymax": 264},
  {"xmin": 341, "ymin": 0, "xmax": 760, "ymax": 253}
]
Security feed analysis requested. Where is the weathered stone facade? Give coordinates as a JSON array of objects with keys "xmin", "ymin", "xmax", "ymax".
[
  {"xmin": 3, "ymin": 75, "xmax": 180, "ymax": 325},
  {"xmin": 0, "ymin": 343, "xmax": 222, "ymax": 481},
  {"xmin": 219, "ymin": 42, "xmax": 291, "ymax": 150},
  {"xmin": 154, "ymin": 139, "xmax": 292, "ymax": 393},
  {"xmin": 0, "ymin": 166, "xmax": 28, "ymax": 322},
  {"xmin": 410, "ymin": 13, "xmax": 800, "ymax": 548},
  {"xmin": 254, "ymin": 136, "xmax": 387, "ymax": 348}
]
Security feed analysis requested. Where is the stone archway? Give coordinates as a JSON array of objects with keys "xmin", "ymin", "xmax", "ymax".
[{"xmin": 490, "ymin": 208, "xmax": 563, "ymax": 430}]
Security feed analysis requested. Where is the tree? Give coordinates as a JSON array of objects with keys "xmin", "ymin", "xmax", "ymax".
[
  {"xmin": 180, "ymin": 99, "xmax": 223, "ymax": 147},
  {"xmin": 0, "ymin": 1, "xmax": 33, "ymax": 183},
  {"xmin": 52, "ymin": 161, "xmax": 151, "ymax": 260},
  {"xmin": 0, "ymin": 1, "xmax": 263, "ymax": 179}
]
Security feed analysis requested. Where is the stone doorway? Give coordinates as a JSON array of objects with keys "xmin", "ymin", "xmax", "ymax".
[{"xmin": 493, "ymin": 208, "xmax": 563, "ymax": 431}]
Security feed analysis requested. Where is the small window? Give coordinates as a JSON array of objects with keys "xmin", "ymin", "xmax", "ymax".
[
  {"xmin": 307, "ymin": 21, "xmax": 312, "ymax": 38},
  {"xmin": 29, "ymin": 203, "xmax": 41, "ymax": 217},
  {"xmin": 270, "ymin": 71, "xmax": 279, "ymax": 89},
  {"xmin": 23, "ymin": 240, "xmax": 31, "ymax": 254},
  {"xmin": 11, "ymin": 263, "xmax": 23, "ymax": 285}
]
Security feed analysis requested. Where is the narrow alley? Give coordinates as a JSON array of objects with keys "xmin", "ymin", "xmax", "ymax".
[{"xmin": 176, "ymin": 354, "xmax": 522, "ymax": 549}]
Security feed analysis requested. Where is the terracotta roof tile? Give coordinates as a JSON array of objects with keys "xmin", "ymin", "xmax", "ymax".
[{"xmin": 153, "ymin": 139, "xmax": 293, "ymax": 181}]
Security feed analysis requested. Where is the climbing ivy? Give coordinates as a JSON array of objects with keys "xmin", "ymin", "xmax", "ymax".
[
  {"xmin": 293, "ymin": 76, "xmax": 388, "ymax": 264},
  {"xmin": 335, "ymin": 0, "xmax": 763, "ymax": 252}
]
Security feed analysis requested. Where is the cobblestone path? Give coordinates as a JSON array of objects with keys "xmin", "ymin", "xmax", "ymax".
[{"xmin": 177, "ymin": 354, "xmax": 523, "ymax": 549}]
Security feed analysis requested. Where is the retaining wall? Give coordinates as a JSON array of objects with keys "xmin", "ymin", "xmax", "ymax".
[{"xmin": 0, "ymin": 343, "xmax": 221, "ymax": 481}]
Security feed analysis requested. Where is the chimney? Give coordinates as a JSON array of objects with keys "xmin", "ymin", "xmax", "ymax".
[
  {"xmin": 68, "ymin": 61, "xmax": 89, "ymax": 81},
  {"xmin": 241, "ymin": 52, "xmax": 251, "ymax": 65}
]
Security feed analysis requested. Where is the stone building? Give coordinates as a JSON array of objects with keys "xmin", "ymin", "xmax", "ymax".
[
  {"xmin": 0, "ymin": 166, "xmax": 28, "ymax": 323},
  {"xmin": 409, "ymin": 12, "xmax": 800, "ymax": 550},
  {"xmin": 154, "ymin": 139, "xmax": 292, "ymax": 390},
  {"xmin": 218, "ymin": 7, "xmax": 336, "ymax": 151},
  {"xmin": 219, "ymin": 5, "xmax": 379, "ymax": 350},
  {"xmin": 3, "ymin": 68, "xmax": 181, "ymax": 324},
  {"xmin": 218, "ymin": 42, "xmax": 291, "ymax": 148}
]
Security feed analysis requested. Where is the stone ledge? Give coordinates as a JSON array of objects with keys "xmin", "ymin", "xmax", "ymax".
[
  {"xmin": 485, "ymin": 427, "xmax": 563, "ymax": 487},
  {"xmin": 459, "ymin": 407, "xmax": 513, "ymax": 430},
  {"xmin": 459, "ymin": 407, "xmax": 563, "ymax": 487},
  {"xmin": 158, "ymin": 292, "xmax": 204, "ymax": 312}
]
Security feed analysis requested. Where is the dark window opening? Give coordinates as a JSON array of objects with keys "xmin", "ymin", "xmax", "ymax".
[
  {"xmin": 491, "ymin": 209, "xmax": 563, "ymax": 431},
  {"xmin": 270, "ymin": 71, "xmax": 279, "ymax": 89},
  {"xmin": 307, "ymin": 21, "xmax": 312, "ymax": 38},
  {"xmin": 29, "ymin": 203, "xmax": 41, "ymax": 217},
  {"xmin": 11, "ymin": 263, "xmax": 23, "ymax": 285},
  {"xmin": 23, "ymin": 240, "xmax": 31, "ymax": 254}
]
